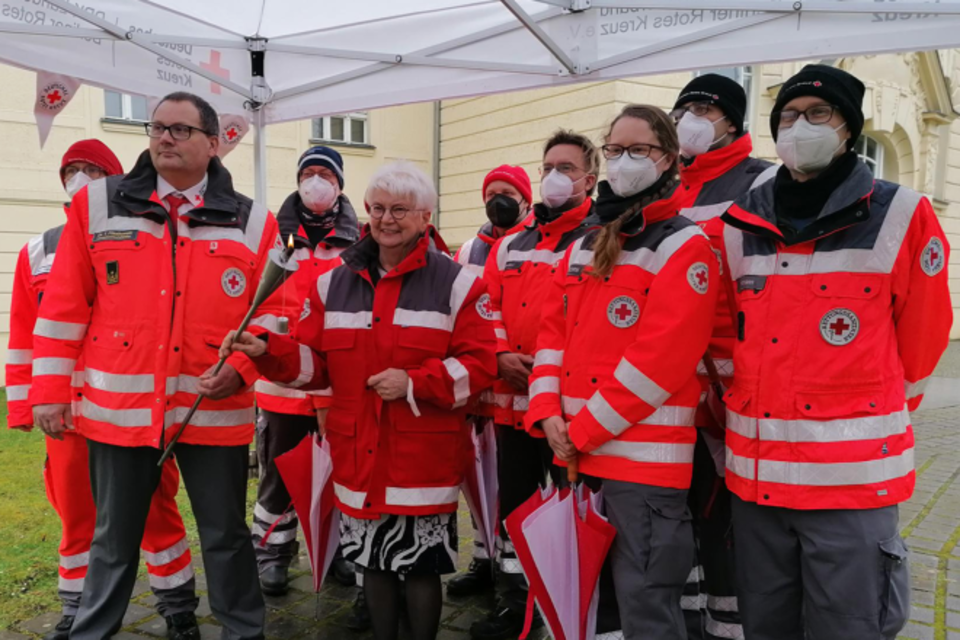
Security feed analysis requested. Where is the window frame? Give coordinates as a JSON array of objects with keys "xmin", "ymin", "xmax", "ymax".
[
  {"xmin": 103, "ymin": 90, "xmax": 149, "ymax": 123},
  {"xmin": 855, "ymin": 135, "xmax": 884, "ymax": 180},
  {"xmin": 311, "ymin": 112, "xmax": 372, "ymax": 147}
]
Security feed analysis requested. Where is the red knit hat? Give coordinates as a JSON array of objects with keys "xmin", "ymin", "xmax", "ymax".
[
  {"xmin": 60, "ymin": 139, "xmax": 123, "ymax": 185},
  {"xmin": 482, "ymin": 165, "xmax": 532, "ymax": 205}
]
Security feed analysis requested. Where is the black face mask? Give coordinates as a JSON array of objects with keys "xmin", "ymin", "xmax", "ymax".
[{"xmin": 485, "ymin": 194, "xmax": 522, "ymax": 229}]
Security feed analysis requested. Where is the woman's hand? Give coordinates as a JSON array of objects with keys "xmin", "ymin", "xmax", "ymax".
[
  {"xmin": 219, "ymin": 330, "xmax": 267, "ymax": 360},
  {"xmin": 542, "ymin": 415, "xmax": 577, "ymax": 462},
  {"xmin": 367, "ymin": 369, "xmax": 410, "ymax": 402}
]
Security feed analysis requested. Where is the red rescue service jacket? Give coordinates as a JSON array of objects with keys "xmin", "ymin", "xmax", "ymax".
[
  {"xmin": 6, "ymin": 223, "xmax": 85, "ymax": 428},
  {"xmin": 254, "ymin": 193, "xmax": 360, "ymax": 416},
  {"xmin": 30, "ymin": 153, "xmax": 278, "ymax": 448},
  {"xmin": 253, "ymin": 228, "xmax": 498, "ymax": 519},
  {"xmin": 678, "ymin": 134, "xmax": 774, "ymax": 427},
  {"xmin": 526, "ymin": 185, "xmax": 718, "ymax": 488},
  {"xmin": 484, "ymin": 200, "xmax": 595, "ymax": 431},
  {"xmin": 720, "ymin": 161, "xmax": 952, "ymax": 510}
]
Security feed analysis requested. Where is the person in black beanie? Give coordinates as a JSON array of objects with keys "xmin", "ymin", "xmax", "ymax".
[
  {"xmin": 672, "ymin": 73, "xmax": 773, "ymax": 640},
  {"xmin": 672, "ymin": 72, "xmax": 746, "ymax": 160},
  {"xmin": 251, "ymin": 145, "xmax": 366, "ymax": 625},
  {"xmin": 718, "ymin": 65, "xmax": 953, "ymax": 640}
]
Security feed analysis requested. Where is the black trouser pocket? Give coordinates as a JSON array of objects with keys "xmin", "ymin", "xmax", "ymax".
[
  {"xmin": 878, "ymin": 534, "xmax": 910, "ymax": 639},
  {"xmin": 646, "ymin": 497, "xmax": 695, "ymax": 589}
]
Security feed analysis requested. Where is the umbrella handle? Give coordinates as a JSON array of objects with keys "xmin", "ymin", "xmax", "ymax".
[{"xmin": 567, "ymin": 456, "xmax": 578, "ymax": 484}]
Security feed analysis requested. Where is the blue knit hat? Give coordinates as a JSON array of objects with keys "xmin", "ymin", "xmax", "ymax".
[{"xmin": 297, "ymin": 145, "xmax": 344, "ymax": 188}]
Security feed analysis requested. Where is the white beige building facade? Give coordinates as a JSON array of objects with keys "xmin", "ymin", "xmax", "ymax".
[{"xmin": 0, "ymin": 51, "xmax": 957, "ymax": 383}]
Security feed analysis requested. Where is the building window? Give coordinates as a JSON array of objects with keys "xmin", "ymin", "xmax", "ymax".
[
  {"xmin": 855, "ymin": 135, "xmax": 883, "ymax": 179},
  {"xmin": 312, "ymin": 113, "xmax": 369, "ymax": 145},
  {"xmin": 104, "ymin": 91, "xmax": 149, "ymax": 122},
  {"xmin": 694, "ymin": 66, "xmax": 754, "ymax": 133}
]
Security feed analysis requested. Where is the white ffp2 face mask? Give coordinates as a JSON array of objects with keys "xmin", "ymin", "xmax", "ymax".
[
  {"xmin": 606, "ymin": 154, "xmax": 665, "ymax": 198},
  {"xmin": 678, "ymin": 112, "xmax": 728, "ymax": 158},
  {"xmin": 776, "ymin": 119, "xmax": 847, "ymax": 174},
  {"xmin": 540, "ymin": 170, "xmax": 585, "ymax": 210},
  {"xmin": 298, "ymin": 175, "xmax": 339, "ymax": 213},
  {"xmin": 65, "ymin": 172, "xmax": 92, "ymax": 199}
]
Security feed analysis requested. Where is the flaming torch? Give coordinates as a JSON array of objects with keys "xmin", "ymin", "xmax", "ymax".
[{"xmin": 158, "ymin": 235, "xmax": 299, "ymax": 465}]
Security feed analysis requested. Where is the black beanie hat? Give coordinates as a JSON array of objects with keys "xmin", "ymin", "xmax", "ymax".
[
  {"xmin": 297, "ymin": 145, "xmax": 345, "ymax": 188},
  {"xmin": 770, "ymin": 64, "xmax": 865, "ymax": 150},
  {"xmin": 674, "ymin": 74, "xmax": 746, "ymax": 135}
]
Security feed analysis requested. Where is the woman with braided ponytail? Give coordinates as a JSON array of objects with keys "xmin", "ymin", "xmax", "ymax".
[{"xmin": 525, "ymin": 104, "xmax": 719, "ymax": 640}]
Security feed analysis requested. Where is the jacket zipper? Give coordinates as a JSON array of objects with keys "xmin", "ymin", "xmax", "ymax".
[{"xmin": 161, "ymin": 213, "xmax": 178, "ymax": 450}]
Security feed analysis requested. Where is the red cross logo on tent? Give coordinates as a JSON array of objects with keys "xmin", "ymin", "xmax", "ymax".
[
  {"xmin": 200, "ymin": 50, "xmax": 230, "ymax": 95},
  {"xmin": 606, "ymin": 295, "xmax": 640, "ymax": 328},
  {"xmin": 819, "ymin": 308, "xmax": 859, "ymax": 346},
  {"xmin": 921, "ymin": 237, "xmax": 945, "ymax": 276},
  {"xmin": 687, "ymin": 262, "xmax": 709, "ymax": 294},
  {"xmin": 475, "ymin": 293, "xmax": 495, "ymax": 320},
  {"xmin": 221, "ymin": 267, "xmax": 246, "ymax": 298}
]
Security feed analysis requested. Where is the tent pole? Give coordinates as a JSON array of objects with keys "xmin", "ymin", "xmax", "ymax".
[{"xmin": 253, "ymin": 109, "xmax": 268, "ymax": 207}]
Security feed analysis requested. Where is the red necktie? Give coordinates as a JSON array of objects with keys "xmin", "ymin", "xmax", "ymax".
[{"xmin": 164, "ymin": 193, "xmax": 190, "ymax": 224}]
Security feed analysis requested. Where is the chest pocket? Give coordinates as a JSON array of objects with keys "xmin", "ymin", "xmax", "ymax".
[
  {"xmin": 396, "ymin": 329, "xmax": 449, "ymax": 367},
  {"xmin": 90, "ymin": 238, "xmax": 148, "ymax": 289},
  {"xmin": 194, "ymin": 240, "xmax": 256, "ymax": 303}
]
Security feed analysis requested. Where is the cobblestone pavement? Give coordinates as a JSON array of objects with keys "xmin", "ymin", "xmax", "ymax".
[{"xmin": 6, "ymin": 403, "xmax": 960, "ymax": 640}]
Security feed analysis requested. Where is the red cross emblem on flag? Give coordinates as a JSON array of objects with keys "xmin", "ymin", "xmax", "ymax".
[
  {"xmin": 39, "ymin": 82, "xmax": 69, "ymax": 110},
  {"xmin": 687, "ymin": 262, "xmax": 709, "ymax": 295},
  {"xmin": 47, "ymin": 90, "xmax": 62, "ymax": 104},
  {"xmin": 819, "ymin": 308, "xmax": 859, "ymax": 346},
  {"xmin": 921, "ymin": 237, "xmax": 945, "ymax": 276},
  {"xmin": 221, "ymin": 268, "xmax": 246, "ymax": 298},
  {"xmin": 200, "ymin": 50, "xmax": 231, "ymax": 95},
  {"xmin": 607, "ymin": 295, "xmax": 640, "ymax": 328},
  {"xmin": 475, "ymin": 293, "xmax": 495, "ymax": 320},
  {"xmin": 225, "ymin": 126, "xmax": 239, "ymax": 141}
]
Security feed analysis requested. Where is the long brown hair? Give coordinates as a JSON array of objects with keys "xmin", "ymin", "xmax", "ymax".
[{"xmin": 591, "ymin": 105, "xmax": 680, "ymax": 277}]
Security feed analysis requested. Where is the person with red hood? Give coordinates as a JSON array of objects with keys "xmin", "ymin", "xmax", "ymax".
[
  {"xmin": 6, "ymin": 139, "xmax": 199, "ymax": 640},
  {"xmin": 447, "ymin": 164, "xmax": 531, "ymax": 598},
  {"xmin": 223, "ymin": 160, "xmax": 497, "ymax": 640},
  {"xmin": 671, "ymin": 74, "xmax": 773, "ymax": 640}
]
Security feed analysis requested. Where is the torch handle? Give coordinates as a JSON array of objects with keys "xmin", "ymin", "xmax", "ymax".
[
  {"xmin": 567, "ymin": 456, "xmax": 579, "ymax": 485},
  {"xmin": 157, "ymin": 306, "xmax": 260, "ymax": 466}
]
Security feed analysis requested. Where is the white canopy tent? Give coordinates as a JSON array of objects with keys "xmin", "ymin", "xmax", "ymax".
[{"xmin": 3, "ymin": 0, "xmax": 960, "ymax": 203}]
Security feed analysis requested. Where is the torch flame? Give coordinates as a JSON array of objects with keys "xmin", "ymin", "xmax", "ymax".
[{"xmin": 287, "ymin": 234, "xmax": 295, "ymax": 249}]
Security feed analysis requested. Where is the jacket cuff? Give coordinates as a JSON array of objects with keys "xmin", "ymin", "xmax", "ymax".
[
  {"xmin": 29, "ymin": 383, "xmax": 73, "ymax": 407},
  {"xmin": 226, "ymin": 352, "xmax": 259, "ymax": 388},
  {"xmin": 523, "ymin": 404, "xmax": 558, "ymax": 434},
  {"xmin": 568, "ymin": 414, "xmax": 608, "ymax": 454}
]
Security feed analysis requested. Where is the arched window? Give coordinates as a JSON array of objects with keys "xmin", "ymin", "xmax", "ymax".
[{"xmin": 855, "ymin": 135, "xmax": 884, "ymax": 179}]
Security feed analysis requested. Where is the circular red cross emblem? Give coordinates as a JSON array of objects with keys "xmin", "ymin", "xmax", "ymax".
[
  {"xmin": 221, "ymin": 268, "xmax": 246, "ymax": 298},
  {"xmin": 607, "ymin": 296, "xmax": 640, "ymax": 328},
  {"xmin": 687, "ymin": 261, "xmax": 709, "ymax": 294},
  {"xmin": 819, "ymin": 308, "xmax": 860, "ymax": 346}
]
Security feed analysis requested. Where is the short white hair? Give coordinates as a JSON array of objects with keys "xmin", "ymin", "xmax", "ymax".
[{"xmin": 364, "ymin": 160, "xmax": 438, "ymax": 213}]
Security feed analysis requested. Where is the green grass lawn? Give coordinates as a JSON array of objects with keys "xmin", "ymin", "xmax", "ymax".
[{"xmin": 0, "ymin": 390, "xmax": 258, "ymax": 630}]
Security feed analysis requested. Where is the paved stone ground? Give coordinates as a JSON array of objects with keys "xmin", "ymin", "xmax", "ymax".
[{"xmin": 6, "ymin": 344, "xmax": 960, "ymax": 640}]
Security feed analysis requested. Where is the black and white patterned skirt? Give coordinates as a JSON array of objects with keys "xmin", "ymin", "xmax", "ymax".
[{"xmin": 339, "ymin": 512, "xmax": 459, "ymax": 575}]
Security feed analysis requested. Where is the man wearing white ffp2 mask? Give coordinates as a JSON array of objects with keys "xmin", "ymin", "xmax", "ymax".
[{"xmin": 670, "ymin": 72, "xmax": 774, "ymax": 640}]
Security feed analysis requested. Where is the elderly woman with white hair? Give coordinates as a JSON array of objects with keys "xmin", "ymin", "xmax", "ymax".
[{"xmin": 223, "ymin": 160, "xmax": 497, "ymax": 640}]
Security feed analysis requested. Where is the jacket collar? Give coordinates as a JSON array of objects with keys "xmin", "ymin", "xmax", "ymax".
[
  {"xmin": 530, "ymin": 198, "xmax": 594, "ymax": 236},
  {"xmin": 342, "ymin": 225, "xmax": 450, "ymax": 276},
  {"xmin": 723, "ymin": 160, "xmax": 875, "ymax": 244},
  {"xmin": 113, "ymin": 150, "xmax": 243, "ymax": 226},
  {"xmin": 277, "ymin": 192, "xmax": 361, "ymax": 249},
  {"xmin": 680, "ymin": 134, "xmax": 755, "ymax": 187}
]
